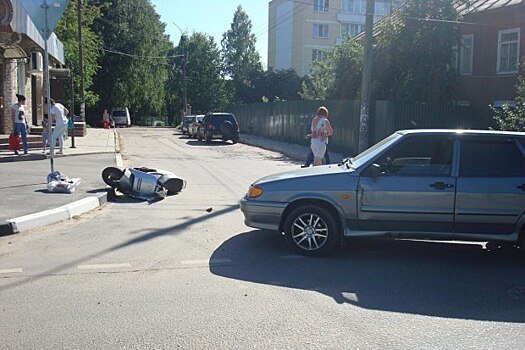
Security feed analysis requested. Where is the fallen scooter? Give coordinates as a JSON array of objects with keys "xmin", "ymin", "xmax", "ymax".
[{"xmin": 102, "ymin": 166, "xmax": 186, "ymax": 201}]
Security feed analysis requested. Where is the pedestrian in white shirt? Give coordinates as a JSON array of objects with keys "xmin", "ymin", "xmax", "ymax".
[
  {"xmin": 11, "ymin": 94, "xmax": 28, "ymax": 155},
  {"xmin": 49, "ymin": 98, "xmax": 69, "ymax": 155}
]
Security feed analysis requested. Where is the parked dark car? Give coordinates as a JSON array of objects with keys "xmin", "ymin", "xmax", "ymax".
[
  {"xmin": 181, "ymin": 115, "xmax": 196, "ymax": 135},
  {"xmin": 188, "ymin": 115, "xmax": 204, "ymax": 138},
  {"xmin": 197, "ymin": 113, "xmax": 240, "ymax": 144},
  {"xmin": 241, "ymin": 130, "xmax": 525, "ymax": 258}
]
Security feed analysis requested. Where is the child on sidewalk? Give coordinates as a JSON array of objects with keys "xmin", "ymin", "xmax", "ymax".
[{"xmin": 42, "ymin": 115, "xmax": 49, "ymax": 153}]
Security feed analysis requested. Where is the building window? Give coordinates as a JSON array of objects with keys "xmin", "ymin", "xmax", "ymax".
[
  {"xmin": 341, "ymin": 23, "xmax": 364, "ymax": 37},
  {"xmin": 313, "ymin": 24, "xmax": 329, "ymax": 38},
  {"xmin": 375, "ymin": 1, "xmax": 391, "ymax": 16},
  {"xmin": 359, "ymin": 0, "xmax": 367, "ymax": 14},
  {"xmin": 451, "ymin": 45, "xmax": 458, "ymax": 71},
  {"xmin": 497, "ymin": 28, "xmax": 520, "ymax": 74},
  {"xmin": 17, "ymin": 60, "xmax": 26, "ymax": 95},
  {"xmin": 342, "ymin": 0, "xmax": 355, "ymax": 13},
  {"xmin": 460, "ymin": 34, "xmax": 473, "ymax": 75},
  {"xmin": 314, "ymin": 0, "xmax": 329, "ymax": 13},
  {"xmin": 312, "ymin": 49, "xmax": 327, "ymax": 62}
]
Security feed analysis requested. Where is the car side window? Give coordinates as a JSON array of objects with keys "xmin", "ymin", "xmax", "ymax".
[
  {"xmin": 460, "ymin": 139, "xmax": 525, "ymax": 177},
  {"xmin": 372, "ymin": 137, "xmax": 454, "ymax": 177}
]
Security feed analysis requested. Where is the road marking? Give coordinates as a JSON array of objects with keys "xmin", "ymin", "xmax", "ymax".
[
  {"xmin": 181, "ymin": 259, "xmax": 232, "ymax": 266},
  {"xmin": 0, "ymin": 268, "xmax": 23, "ymax": 274},
  {"xmin": 77, "ymin": 263, "xmax": 131, "ymax": 270}
]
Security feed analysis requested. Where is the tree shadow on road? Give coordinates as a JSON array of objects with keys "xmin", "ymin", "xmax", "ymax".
[
  {"xmin": 185, "ymin": 140, "xmax": 235, "ymax": 147},
  {"xmin": 209, "ymin": 230, "xmax": 525, "ymax": 323}
]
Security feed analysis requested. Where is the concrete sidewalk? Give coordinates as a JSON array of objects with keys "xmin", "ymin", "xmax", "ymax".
[
  {"xmin": 0, "ymin": 127, "xmax": 118, "ymax": 163},
  {"xmin": 0, "ymin": 128, "xmax": 120, "ymax": 235},
  {"xmin": 240, "ymin": 133, "xmax": 345, "ymax": 165}
]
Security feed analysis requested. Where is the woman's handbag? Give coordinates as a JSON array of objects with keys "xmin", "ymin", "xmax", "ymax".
[{"xmin": 8, "ymin": 132, "xmax": 20, "ymax": 151}]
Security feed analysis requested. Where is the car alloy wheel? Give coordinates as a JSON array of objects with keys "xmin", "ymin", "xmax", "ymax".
[
  {"xmin": 284, "ymin": 205, "xmax": 339, "ymax": 256},
  {"xmin": 291, "ymin": 213, "xmax": 329, "ymax": 251}
]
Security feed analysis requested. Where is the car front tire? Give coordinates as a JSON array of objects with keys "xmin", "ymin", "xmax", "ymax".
[
  {"xmin": 283, "ymin": 205, "xmax": 339, "ymax": 257},
  {"xmin": 205, "ymin": 131, "xmax": 212, "ymax": 144}
]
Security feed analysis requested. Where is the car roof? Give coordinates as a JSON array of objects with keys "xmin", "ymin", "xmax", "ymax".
[{"xmin": 396, "ymin": 129, "xmax": 525, "ymax": 137}]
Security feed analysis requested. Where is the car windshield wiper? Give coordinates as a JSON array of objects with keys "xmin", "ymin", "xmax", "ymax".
[{"xmin": 339, "ymin": 157, "xmax": 353, "ymax": 169}]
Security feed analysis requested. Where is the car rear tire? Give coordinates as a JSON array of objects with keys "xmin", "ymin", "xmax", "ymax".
[
  {"xmin": 231, "ymin": 135, "xmax": 239, "ymax": 144},
  {"xmin": 197, "ymin": 130, "xmax": 203, "ymax": 142},
  {"xmin": 102, "ymin": 167, "xmax": 124, "ymax": 187},
  {"xmin": 283, "ymin": 205, "xmax": 339, "ymax": 257}
]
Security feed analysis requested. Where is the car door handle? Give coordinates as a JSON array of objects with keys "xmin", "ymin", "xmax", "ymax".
[
  {"xmin": 430, "ymin": 182, "xmax": 454, "ymax": 190},
  {"xmin": 518, "ymin": 184, "xmax": 525, "ymax": 191}
]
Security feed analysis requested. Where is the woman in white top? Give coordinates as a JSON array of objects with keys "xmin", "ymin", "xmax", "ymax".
[
  {"xmin": 306, "ymin": 106, "xmax": 333, "ymax": 166},
  {"xmin": 49, "ymin": 98, "xmax": 70, "ymax": 155},
  {"xmin": 11, "ymin": 94, "xmax": 28, "ymax": 155}
]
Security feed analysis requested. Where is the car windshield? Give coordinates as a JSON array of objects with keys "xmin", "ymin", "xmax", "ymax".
[
  {"xmin": 349, "ymin": 133, "xmax": 402, "ymax": 169},
  {"xmin": 112, "ymin": 111, "xmax": 126, "ymax": 117},
  {"xmin": 196, "ymin": 116, "xmax": 204, "ymax": 122}
]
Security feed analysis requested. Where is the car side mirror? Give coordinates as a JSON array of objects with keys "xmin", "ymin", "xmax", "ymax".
[{"xmin": 369, "ymin": 163, "xmax": 382, "ymax": 177}]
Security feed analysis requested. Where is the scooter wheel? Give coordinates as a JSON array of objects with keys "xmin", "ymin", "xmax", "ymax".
[{"xmin": 102, "ymin": 167, "xmax": 124, "ymax": 187}]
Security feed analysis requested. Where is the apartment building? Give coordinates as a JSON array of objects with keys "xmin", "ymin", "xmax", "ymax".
[{"xmin": 268, "ymin": 0, "xmax": 402, "ymax": 76}]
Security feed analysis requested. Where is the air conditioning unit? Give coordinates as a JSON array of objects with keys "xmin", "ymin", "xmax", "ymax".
[{"xmin": 29, "ymin": 52, "xmax": 43, "ymax": 72}]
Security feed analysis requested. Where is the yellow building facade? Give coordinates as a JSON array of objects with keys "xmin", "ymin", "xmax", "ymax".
[{"xmin": 268, "ymin": 0, "xmax": 402, "ymax": 76}]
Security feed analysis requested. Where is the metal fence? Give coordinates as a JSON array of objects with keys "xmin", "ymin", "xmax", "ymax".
[
  {"xmin": 132, "ymin": 116, "xmax": 171, "ymax": 127},
  {"xmin": 229, "ymin": 100, "xmax": 495, "ymax": 157}
]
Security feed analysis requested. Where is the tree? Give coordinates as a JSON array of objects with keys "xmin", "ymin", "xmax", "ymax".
[
  {"xmin": 372, "ymin": 0, "xmax": 459, "ymax": 103},
  {"xmin": 255, "ymin": 68, "xmax": 305, "ymax": 102},
  {"xmin": 492, "ymin": 64, "xmax": 525, "ymax": 131},
  {"xmin": 221, "ymin": 5, "xmax": 263, "ymax": 104},
  {"xmin": 55, "ymin": 0, "xmax": 103, "ymax": 107},
  {"xmin": 91, "ymin": 0, "xmax": 172, "ymax": 120},
  {"xmin": 169, "ymin": 32, "xmax": 231, "ymax": 115},
  {"xmin": 301, "ymin": 36, "xmax": 363, "ymax": 100}
]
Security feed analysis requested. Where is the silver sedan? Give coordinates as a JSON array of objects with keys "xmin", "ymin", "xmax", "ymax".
[{"xmin": 241, "ymin": 130, "xmax": 525, "ymax": 257}]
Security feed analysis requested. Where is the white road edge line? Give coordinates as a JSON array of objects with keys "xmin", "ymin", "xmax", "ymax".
[
  {"xmin": 0, "ymin": 268, "xmax": 23, "ymax": 274},
  {"xmin": 181, "ymin": 259, "xmax": 232, "ymax": 265},
  {"xmin": 78, "ymin": 263, "xmax": 131, "ymax": 270}
]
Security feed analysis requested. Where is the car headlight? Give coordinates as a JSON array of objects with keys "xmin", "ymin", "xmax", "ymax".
[{"xmin": 247, "ymin": 185, "xmax": 263, "ymax": 198}]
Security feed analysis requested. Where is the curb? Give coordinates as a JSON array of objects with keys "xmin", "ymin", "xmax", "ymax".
[
  {"xmin": 1, "ymin": 192, "xmax": 108, "ymax": 236},
  {"xmin": 240, "ymin": 137, "xmax": 307, "ymax": 162}
]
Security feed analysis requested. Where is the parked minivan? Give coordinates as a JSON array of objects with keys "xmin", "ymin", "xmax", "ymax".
[{"xmin": 111, "ymin": 107, "xmax": 131, "ymax": 127}]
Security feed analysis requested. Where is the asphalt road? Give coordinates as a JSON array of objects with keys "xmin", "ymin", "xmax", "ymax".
[{"xmin": 1, "ymin": 128, "xmax": 525, "ymax": 350}]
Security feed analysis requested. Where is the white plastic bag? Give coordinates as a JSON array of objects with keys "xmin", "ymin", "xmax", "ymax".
[{"xmin": 46, "ymin": 171, "xmax": 81, "ymax": 194}]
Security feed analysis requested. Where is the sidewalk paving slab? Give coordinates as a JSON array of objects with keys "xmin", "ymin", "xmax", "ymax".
[
  {"xmin": 0, "ymin": 128, "xmax": 119, "ymax": 235},
  {"xmin": 240, "ymin": 133, "xmax": 344, "ymax": 164}
]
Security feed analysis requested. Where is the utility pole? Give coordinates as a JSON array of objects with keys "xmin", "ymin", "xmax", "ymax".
[
  {"xmin": 172, "ymin": 22, "xmax": 188, "ymax": 117},
  {"xmin": 358, "ymin": 0, "xmax": 376, "ymax": 153},
  {"xmin": 181, "ymin": 35, "xmax": 188, "ymax": 117},
  {"xmin": 70, "ymin": 61, "xmax": 76, "ymax": 148},
  {"xmin": 77, "ymin": 0, "xmax": 85, "ymax": 122}
]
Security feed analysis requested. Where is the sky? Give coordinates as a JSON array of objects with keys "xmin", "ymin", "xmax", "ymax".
[{"xmin": 150, "ymin": 0, "xmax": 270, "ymax": 66}]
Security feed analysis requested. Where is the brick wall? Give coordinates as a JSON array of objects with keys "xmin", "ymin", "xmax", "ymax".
[{"xmin": 1, "ymin": 59, "xmax": 17, "ymax": 134}]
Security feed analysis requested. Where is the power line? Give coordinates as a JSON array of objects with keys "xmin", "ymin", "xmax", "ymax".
[{"xmin": 99, "ymin": 48, "xmax": 184, "ymax": 60}]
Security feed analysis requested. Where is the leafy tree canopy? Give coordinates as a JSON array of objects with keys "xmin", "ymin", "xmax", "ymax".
[
  {"xmin": 301, "ymin": 36, "xmax": 363, "ymax": 101},
  {"xmin": 221, "ymin": 5, "xmax": 262, "ymax": 103},
  {"xmin": 55, "ymin": 0, "xmax": 103, "ymax": 107},
  {"xmin": 373, "ymin": 0, "xmax": 459, "ymax": 103}
]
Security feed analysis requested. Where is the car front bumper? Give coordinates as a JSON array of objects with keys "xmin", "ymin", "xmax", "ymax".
[{"xmin": 240, "ymin": 198, "xmax": 287, "ymax": 231}]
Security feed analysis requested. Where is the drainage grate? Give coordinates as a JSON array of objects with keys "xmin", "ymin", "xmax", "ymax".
[{"xmin": 506, "ymin": 286, "xmax": 525, "ymax": 301}]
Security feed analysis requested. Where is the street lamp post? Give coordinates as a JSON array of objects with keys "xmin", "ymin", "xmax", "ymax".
[
  {"xmin": 41, "ymin": 0, "xmax": 54, "ymax": 172},
  {"xmin": 77, "ymin": 0, "xmax": 85, "ymax": 122}
]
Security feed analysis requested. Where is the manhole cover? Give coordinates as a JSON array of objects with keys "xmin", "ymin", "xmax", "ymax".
[{"xmin": 506, "ymin": 286, "xmax": 525, "ymax": 301}]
